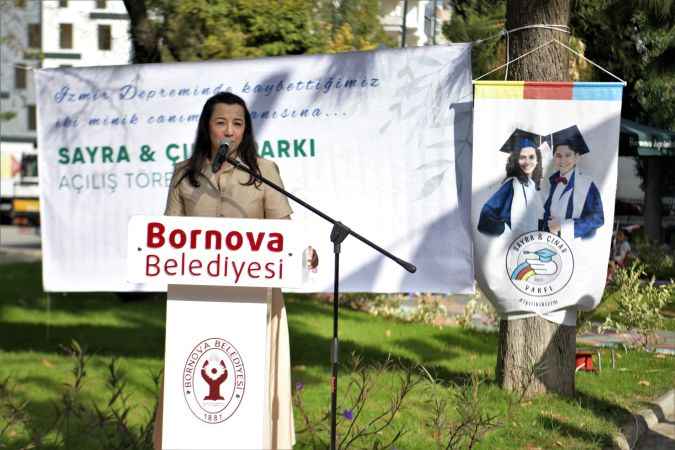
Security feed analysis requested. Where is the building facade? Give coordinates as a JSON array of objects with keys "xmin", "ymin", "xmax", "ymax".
[
  {"xmin": 1, "ymin": 0, "xmax": 131, "ymax": 223},
  {"xmin": 380, "ymin": 0, "xmax": 452, "ymax": 47},
  {"xmin": 1, "ymin": 0, "xmax": 131, "ymax": 144}
]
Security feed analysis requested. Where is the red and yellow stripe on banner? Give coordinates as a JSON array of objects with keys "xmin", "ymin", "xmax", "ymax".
[{"xmin": 474, "ymin": 81, "xmax": 623, "ymax": 101}]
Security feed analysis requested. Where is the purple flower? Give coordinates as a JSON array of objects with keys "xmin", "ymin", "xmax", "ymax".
[
  {"xmin": 295, "ymin": 382, "xmax": 304, "ymax": 392},
  {"xmin": 342, "ymin": 409, "xmax": 353, "ymax": 420}
]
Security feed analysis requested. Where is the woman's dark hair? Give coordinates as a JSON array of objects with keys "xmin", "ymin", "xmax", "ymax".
[
  {"xmin": 504, "ymin": 146, "xmax": 543, "ymax": 189},
  {"xmin": 182, "ymin": 92, "xmax": 260, "ymax": 187}
]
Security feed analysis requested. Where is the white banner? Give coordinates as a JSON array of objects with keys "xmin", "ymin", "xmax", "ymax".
[
  {"xmin": 471, "ymin": 81, "xmax": 623, "ymax": 324},
  {"xmin": 35, "ymin": 45, "xmax": 474, "ymax": 293}
]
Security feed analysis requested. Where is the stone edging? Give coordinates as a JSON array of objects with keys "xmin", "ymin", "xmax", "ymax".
[
  {"xmin": 0, "ymin": 247, "xmax": 42, "ymax": 261},
  {"xmin": 611, "ymin": 388, "xmax": 675, "ymax": 450}
]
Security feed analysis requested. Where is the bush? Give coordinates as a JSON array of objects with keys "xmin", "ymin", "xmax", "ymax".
[
  {"xmin": 293, "ymin": 355, "xmax": 500, "ymax": 450},
  {"xmin": 457, "ymin": 294, "xmax": 498, "ymax": 331},
  {"xmin": 0, "ymin": 340, "xmax": 159, "ymax": 449},
  {"xmin": 367, "ymin": 294, "xmax": 448, "ymax": 325},
  {"xmin": 632, "ymin": 238, "xmax": 675, "ymax": 280},
  {"xmin": 602, "ymin": 262, "xmax": 675, "ymax": 347}
]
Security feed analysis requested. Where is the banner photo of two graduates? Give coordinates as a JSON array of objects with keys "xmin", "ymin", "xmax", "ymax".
[{"xmin": 471, "ymin": 81, "xmax": 624, "ymax": 325}]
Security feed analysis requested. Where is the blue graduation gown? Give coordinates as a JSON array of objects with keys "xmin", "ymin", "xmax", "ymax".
[
  {"xmin": 540, "ymin": 171, "xmax": 604, "ymax": 239},
  {"xmin": 477, "ymin": 181, "xmax": 513, "ymax": 236}
]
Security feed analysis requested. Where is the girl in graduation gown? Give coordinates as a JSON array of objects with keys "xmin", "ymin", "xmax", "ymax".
[{"xmin": 478, "ymin": 132, "xmax": 544, "ymax": 237}]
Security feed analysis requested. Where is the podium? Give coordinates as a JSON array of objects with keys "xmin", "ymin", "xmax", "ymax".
[{"xmin": 128, "ymin": 216, "xmax": 303, "ymax": 450}]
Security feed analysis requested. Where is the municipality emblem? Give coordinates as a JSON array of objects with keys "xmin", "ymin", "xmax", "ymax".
[
  {"xmin": 183, "ymin": 338, "xmax": 246, "ymax": 424},
  {"xmin": 505, "ymin": 231, "xmax": 574, "ymax": 297}
]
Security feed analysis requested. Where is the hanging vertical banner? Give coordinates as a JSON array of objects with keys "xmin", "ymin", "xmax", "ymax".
[{"xmin": 471, "ymin": 81, "xmax": 623, "ymax": 324}]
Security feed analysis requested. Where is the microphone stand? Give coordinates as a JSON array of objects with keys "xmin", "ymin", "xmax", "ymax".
[{"xmin": 224, "ymin": 155, "xmax": 416, "ymax": 450}]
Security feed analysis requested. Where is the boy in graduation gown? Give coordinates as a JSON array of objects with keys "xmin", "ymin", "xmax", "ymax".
[
  {"xmin": 540, "ymin": 125, "xmax": 604, "ymax": 240},
  {"xmin": 478, "ymin": 128, "xmax": 544, "ymax": 237}
]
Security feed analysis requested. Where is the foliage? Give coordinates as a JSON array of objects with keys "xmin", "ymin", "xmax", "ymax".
[
  {"xmin": 633, "ymin": 237, "xmax": 675, "ymax": 279},
  {"xmin": 333, "ymin": 293, "xmax": 450, "ymax": 326},
  {"xmin": 602, "ymin": 262, "xmax": 675, "ymax": 346},
  {"xmin": 424, "ymin": 373, "xmax": 500, "ymax": 449},
  {"xmin": 445, "ymin": 0, "xmax": 674, "ymax": 128},
  {"xmin": 124, "ymin": 0, "xmax": 393, "ymax": 63},
  {"xmin": 158, "ymin": 0, "xmax": 323, "ymax": 60},
  {"xmin": 317, "ymin": 0, "xmax": 396, "ymax": 52},
  {"xmin": 572, "ymin": 0, "xmax": 675, "ymax": 129},
  {"xmin": 0, "ymin": 111, "xmax": 16, "ymax": 122},
  {"xmin": 442, "ymin": 0, "xmax": 506, "ymax": 78},
  {"xmin": 457, "ymin": 294, "xmax": 499, "ymax": 330},
  {"xmin": 293, "ymin": 354, "xmax": 500, "ymax": 450},
  {"xmin": 0, "ymin": 378, "xmax": 30, "ymax": 444},
  {"xmin": 294, "ymin": 354, "xmax": 424, "ymax": 449},
  {"xmin": 366, "ymin": 294, "xmax": 448, "ymax": 325},
  {"xmin": 0, "ymin": 340, "xmax": 159, "ymax": 449}
]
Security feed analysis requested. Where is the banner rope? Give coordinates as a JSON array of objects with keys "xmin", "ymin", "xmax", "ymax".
[
  {"xmin": 474, "ymin": 39, "xmax": 557, "ymax": 81},
  {"xmin": 473, "ymin": 37, "xmax": 626, "ymax": 85},
  {"xmin": 473, "ymin": 24, "xmax": 570, "ymax": 46},
  {"xmin": 552, "ymin": 38, "xmax": 627, "ymax": 84}
]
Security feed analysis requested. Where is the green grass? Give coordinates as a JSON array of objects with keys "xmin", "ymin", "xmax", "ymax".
[{"xmin": 1, "ymin": 262, "xmax": 674, "ymax": 449}]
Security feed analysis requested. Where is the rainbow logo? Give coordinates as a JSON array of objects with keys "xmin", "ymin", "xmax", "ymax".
[
  {"xmin": 510, "ymin": 248, "xmax": 558, "ymax": 281},
  {"xmin": 511, "ymin": 263, "xmax": 536, "ymax": 281}
]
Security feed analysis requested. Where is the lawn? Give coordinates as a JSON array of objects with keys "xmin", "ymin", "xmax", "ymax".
[{"xmin": 1, "ymin": 261, "xmax": 674, "ymax": 449}]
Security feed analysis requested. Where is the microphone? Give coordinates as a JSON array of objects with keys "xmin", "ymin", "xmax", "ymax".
[{"xmin": 211, "ymin": 138, "xmax": 232, "ymax": 173}]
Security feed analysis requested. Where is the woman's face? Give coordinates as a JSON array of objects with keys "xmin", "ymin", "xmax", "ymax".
[
  {"xmin": 518, "ymin": 147, "xmax": 538, "ymax": 176},
  {"xmin": 208, "ymin": 103, "xmax": 246, "ymax": 156},
  {"xmin": 554, "ymin": 145, "xmax": 580, "ymax": 174}
]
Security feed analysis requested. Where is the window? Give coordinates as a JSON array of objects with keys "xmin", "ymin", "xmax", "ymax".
[
  {"xmin": 59, "ymin": 23, "xmax": 73, "ymax": 49},
  {"xmin": 96, "ymin": 0, "xmax": 107, "ymax": 9},
  {"xmin": 98, "ymin": 25, "xmax": 111, "ymax": 50},
  {"xmin": 15, "ymin": 66, "xmax": 26, "ymax": 89},
  {"xmin": 27, "ymin": 105, "xmax": 36, "ymax": 131},
  {"xmin": 15, "ymin": 0, "xmax": 26, "ymax": 7},
  {"xmin": 21, "ymin": 154, "xmax": 38, "ymax": 178},
  {"xmin": 27, "ymin": 24, "xmax": 41, "ymax": 48},
  {"xmin": 59, "ymin": 0, "xmax": 68, "ymax": 7}
]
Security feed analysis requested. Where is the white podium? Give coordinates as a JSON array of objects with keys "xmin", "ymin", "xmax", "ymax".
[{"xmin": 127, "ymin": 216, "xmax": 303, "ymax": 450}]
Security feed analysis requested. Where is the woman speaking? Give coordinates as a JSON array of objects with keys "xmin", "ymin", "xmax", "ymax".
[{"xmin": 154, "ymin": 92, "xmax": 296, "ymax": 449}]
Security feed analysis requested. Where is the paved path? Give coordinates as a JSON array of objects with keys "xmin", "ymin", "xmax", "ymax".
[
  {"xmin": 577, "ymin": 328, "xmax": 675, "ymax": 355},
  {"xmin": 0, "ymin": 225, "xmax": 41, "ymax": 264},
  {"xmin": 636, "ymin": 413, "xmax": 675, "ymax": 449}
]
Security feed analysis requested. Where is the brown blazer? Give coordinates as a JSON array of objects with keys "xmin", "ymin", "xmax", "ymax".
[{"xmin": 164, "ymin": 157, "xmax": 292, "ymax": 219}]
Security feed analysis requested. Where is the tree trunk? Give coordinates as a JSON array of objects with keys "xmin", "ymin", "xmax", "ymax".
[
  {"xmin": 122, "ymin": 0, "xmax": 161, "ymax": 64},
  {"xmin": 643, "ymin": 157, "xmax": 663, "ymax": 242},
  {"xmin": 504, "ymin": 0, "xmax": 570, "ymax": 81},
  {"xmin": 496, "ymin": 0, "xmax": 576, "ymax": 398}
]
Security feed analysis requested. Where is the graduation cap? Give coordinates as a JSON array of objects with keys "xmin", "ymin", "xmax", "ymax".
[
  {"xmin": 499, "ymin": 128, "xmax": 542, "ymax": 153},
  {"xmin": 534, "ymin": 248, "xmax": 557, "ymax": 262},
  {"xmin": 543, "ymin": 125, "xmax": 590, "ymax": 154},
  {"xmin": 525, "ymin": 248, "xmax": 557, "ymax": 262}
]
